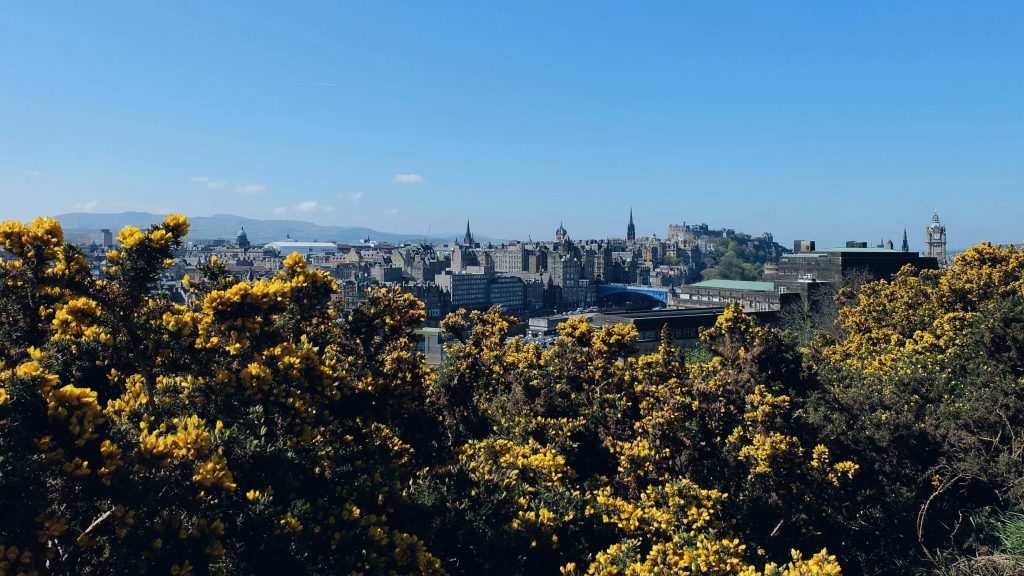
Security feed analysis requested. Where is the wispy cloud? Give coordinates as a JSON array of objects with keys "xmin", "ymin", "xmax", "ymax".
[
  {"xmin": 292, "ymin": 199, "xmax": 335, "ymax": 213},
  {"xmin": 385, "ymin": 208, "xmax": 400, "ymax": 216},
  {"xmin": 351, "ymin": 191, "xmax": 364, "ymax": 204},
  {"xmin": 26, "ymin": 170, "xmax": 44, "ymax": 177},
  {"xmin": 393, "ymin": 173, "xmax": 424, "ymax": 184},
  {"xmin": 235, "ymin": 183, "xmax": 267, "ymax": 195},
  {"xmin": 191, "ymin": 176, "xmax": 226, "ymax": 190},
  {"xmin": 294, "ymin": 200, "xmax": 320, "ymax": 213},
  {"xmin": 72, "ymin": 200, "xmax": 98, "ymax": 212},
  {"xmin": 272, "ymin": 201, "xmax": 333, "ymax": 215}
]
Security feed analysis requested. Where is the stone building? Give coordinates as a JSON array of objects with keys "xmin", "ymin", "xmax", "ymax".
[
  {"xmin": 491, "ymin": 242, "xmax": 526, "ymax": 274},
  {"xmin": 925, "ymin": 212, "xmax": 947, "ymax": 261}
]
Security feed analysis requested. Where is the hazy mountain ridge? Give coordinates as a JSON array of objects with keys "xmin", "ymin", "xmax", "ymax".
[{"xmin": 54, "ymin": 212, "xmax": 478, "ymax": 244}]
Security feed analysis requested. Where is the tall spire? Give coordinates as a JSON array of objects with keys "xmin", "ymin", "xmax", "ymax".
[
  {"xmin": 626, "ymin": 208, "xmax": 636, "ymax": 242},
  {"xmin": 463, "ymin": 220, "xmax": 474, "ymax": 246},
  {"xmin": 901, "ymin": 228, "xmax": 909, "ymax": 252},
  {"xmin": 556, "ymin": 222, "xmax": 568, "ymax": 243}
]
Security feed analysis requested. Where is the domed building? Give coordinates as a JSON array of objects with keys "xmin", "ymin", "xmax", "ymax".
[{"xmin": 236, "ymin": 226, "xmax": 251, "ymax": 250}]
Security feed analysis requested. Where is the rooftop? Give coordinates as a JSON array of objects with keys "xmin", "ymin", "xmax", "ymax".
[
  {"xmin": 266, "ymin": 241, "xmax": 338, "ymax": 248},
  {"xmin": 690, "ymin": 279, "xmax": 776, "ymax": 292},
  {"xmin": 596, "ymin": 307, "xmax": 726, "ymax": 320},
  {"xmin": 817, "ymin": 247, "xmax": 901, "ymax": 254}
]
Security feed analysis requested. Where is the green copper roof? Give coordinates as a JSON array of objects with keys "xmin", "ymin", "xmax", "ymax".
[{"xmin": 690, "ymin": 279, "xmax": 775, "ymax": 292}]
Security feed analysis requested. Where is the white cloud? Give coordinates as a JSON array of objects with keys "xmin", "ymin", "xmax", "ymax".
[
  {"xmin": 26, "ymin": 170, "xmax": 44, "ymax": 177},
  {"xmin": 235, "ymin": 183, "xmax": 266, "ymax": 194},
  {"xmin": 351, "ymin": 191, "xmax": 364, "ymax": 204},
  {"xmin": 272, "ymin": 201, "xmax": 333, "ymax": 215},
  {"xmin": 72, "ymin": 200, "xmax": 98, "ymax": 212},
  {"xmin": 293, "ymin": 200, "xmax": 320, "ymax": 213},
  {"xmin": 393, "ymin": 173, "xmax": 424, "ymax": 184},
  {"xmin": 385, "ymin": 208, "xmax": 400, "ymax": 216}
]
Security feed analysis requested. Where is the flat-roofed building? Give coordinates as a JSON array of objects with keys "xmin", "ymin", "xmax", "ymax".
[
  {"xmin": 528, "ymin": 313, "xmax": 589, "ymax": 338},
  {"xmin": 490, "ymin": 275, "xmax": 526, "ymax": 312},
  {"xmin": 764, "ymin": 247, "xmax": 939, "ymax": 285},
  {"xmin": 435, "ymin": 269, "xmax": 527, "ymax": 313},
  {"xmin": 266, "ymin": 241, "xmax": 338, "ymax": 258},
  {"xmin": 436, "ymin": 270, "xmax": 490, "ymax": 309},
  {"xmin": 670, "ymin": 279, "xmax": 799, "ymax": 312},
  {"xmin": 591, "ymin": 308, "xmax": 778, "ymax": 354}
]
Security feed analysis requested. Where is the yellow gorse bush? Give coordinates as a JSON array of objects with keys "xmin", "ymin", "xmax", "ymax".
[
  {"xmin": 0, "ymin": 215, "xmax": 446, "ymax": 575},
  {"xmin": 9, "ymin": 214, "xmax": 1019, "ymax": 574}
]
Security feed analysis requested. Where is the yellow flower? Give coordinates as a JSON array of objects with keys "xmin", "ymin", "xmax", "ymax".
[
  {"xmin": 149, "ymin": 228, "xmax": 173, "ymax": 247},
  {"xmin": 192, "ymin": 449, "xmax": 237, "ymax": 490},
  {"xmin": 163, "ymin": 213, "xmax": 190, "ymax": 238},
  {"xmin": 116, "ymin": 226, "xmax": 146, "ymax": 250}
]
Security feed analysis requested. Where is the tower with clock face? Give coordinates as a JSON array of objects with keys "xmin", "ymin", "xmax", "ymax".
[{"xmin": 925, "ymin": 212, "xmax": 946, "ymax": 261}]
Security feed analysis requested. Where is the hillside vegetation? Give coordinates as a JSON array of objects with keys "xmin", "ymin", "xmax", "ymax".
[
  {"xmin": 1, "ymin": 215, "xmax": 1023, "ymax": 575},
  {"xmin": 701, "ymin": 237, "xmax": 778, "ymax": 281}
]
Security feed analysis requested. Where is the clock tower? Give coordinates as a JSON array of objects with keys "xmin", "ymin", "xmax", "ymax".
[{"xmin": 925, "ymin": 211, "xmax": 946, "ymax": 261}]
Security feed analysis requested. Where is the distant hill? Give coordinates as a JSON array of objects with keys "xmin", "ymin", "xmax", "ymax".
[{"xmin": 53, "ymin": 212, "xmax": 478, "ymax": 245}]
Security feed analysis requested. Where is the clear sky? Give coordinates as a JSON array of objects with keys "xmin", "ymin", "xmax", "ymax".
[{"xmin": 1, "ymin": 1, "xmax": 1022, "ymax": 249}]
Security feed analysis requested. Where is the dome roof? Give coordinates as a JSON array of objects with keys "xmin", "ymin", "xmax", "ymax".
[{"xmin": 236, "ymin": 226, "xmax": 251, "ymax": 248}]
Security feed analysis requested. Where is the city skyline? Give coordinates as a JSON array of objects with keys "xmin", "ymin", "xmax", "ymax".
[
  {"xmin": 2, "ymin": 2, "xmax": 1023, "ymax": 248},
  {"xmin": 52, "ymin": 208, "xmax": 961, "ymax": 253}
]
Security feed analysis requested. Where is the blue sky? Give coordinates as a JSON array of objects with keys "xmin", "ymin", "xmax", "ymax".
[{"xmin": 1, "ymin": 1, "xmax": 1022, "ymax": 248}]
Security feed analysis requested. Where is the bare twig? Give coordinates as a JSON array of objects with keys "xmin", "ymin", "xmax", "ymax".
[{"xmin": 918, "ymin": 472, "xmax": 963, "ymax": 561}]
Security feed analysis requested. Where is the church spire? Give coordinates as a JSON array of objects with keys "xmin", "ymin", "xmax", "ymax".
[
  {"xmin": 626, "ymin": 208, "xmax": 636, "ymax": 241},
  {"xmin": 901, "ymin": 228, "xmax": 909, "ymax": 252},
  {"xmin": 463, "ymin": 220, "xmax": 474, "ymax": 246}
]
